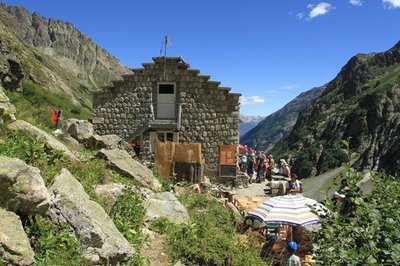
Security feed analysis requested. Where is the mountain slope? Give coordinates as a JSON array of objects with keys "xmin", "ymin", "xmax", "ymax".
[
  {"xmin": 272, "ymin": 41, "xmax": 400, "ymax": 178},
  {"xmin": 239, "ymin": 115, "xmax": 264, "ymax": 137},
  {"xmin": 0, "ymin": 3, "xmax": 128, "ymax": 108},
  {"xmin": 240, "ymin": 86, "xmax": 325, "ymax": 150}
]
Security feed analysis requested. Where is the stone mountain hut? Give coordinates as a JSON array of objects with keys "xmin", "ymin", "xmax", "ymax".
[{"xmin": 92, "ymin": 57, "xmax": 240, "ymax": 179}]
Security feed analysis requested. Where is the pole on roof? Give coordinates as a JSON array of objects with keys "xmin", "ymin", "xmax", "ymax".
[{"xmin": 163, "ymin": 35, "xmax": 168, "ymax": 78}]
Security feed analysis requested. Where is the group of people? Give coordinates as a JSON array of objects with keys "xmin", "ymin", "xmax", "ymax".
[{"xmin": 237, "ymin": 148, "xmax": 277, "ymax": 184}]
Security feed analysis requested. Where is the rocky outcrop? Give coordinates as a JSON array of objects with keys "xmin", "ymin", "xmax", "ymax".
[
  {"xmin": 47, "ymin": 169, "xmax": 134, "ymax": 264},
  {"xmin": 0, "ymin": 156, "xmax": 49, "ymax": 216},
  {"xmin": 87, "ymin": 134, "xmax": 130, "ymax": 151},
  {"xmin": 143, "ymin": 192, "xmax": 189, "ymax": 224},
  {"xmin": 94, "ymin": 183, "xmax": 125, "ymax": 211},
  {"xmin": 61, "ymin": 119, "xmax": 94, "ymax": 142},
  {"xmin": 96, "ymin": 149, "xmax": 162, "ymax": 190},
  {"xmin": 7, "ymin": 120, "xmax": 80, "ymax": 162},
  {"xmin": 0, "ymin": 84, "xmax": 16, "ymax": 123},
  {"xmin": 0, "ymin": 208, "xmax": 35, "ymax": 266},
  {"xmin": 0, "ymin": 59, "xmax": 23, "ymax": 91}
]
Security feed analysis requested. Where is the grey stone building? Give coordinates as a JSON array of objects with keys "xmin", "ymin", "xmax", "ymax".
[{"xmin": 92, "ymin": 57, "xmax": 240, "ymax": 178}]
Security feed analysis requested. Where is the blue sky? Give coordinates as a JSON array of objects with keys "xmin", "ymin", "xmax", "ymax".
[{"xmin": 2, "ymin": 0, "xmax": 400, "ymax": 116}]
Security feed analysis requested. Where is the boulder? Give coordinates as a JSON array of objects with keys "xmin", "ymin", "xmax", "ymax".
[
  {"xmin": 0, "ymin": 84, "xmax": 16, "ymax": 123},
  {"xmin": 0, "ymin": 208, "xmax": 35, "ymax": 266},
  {"xmin": 7, "ymin": 120, "xmax": 80, "ymax": 162},
  {"xmin": 58, "ymin": 133, "xmax": 83, "ymax": 150},
  {"xmin": 87, "ymin": 134, "xmax": 130, "ymax": 151},
  {"xmin": 61, "ymin": 119, "xmax": 94, "ymax": 142},
  {"xmin": 0, "ymin": 156, "xmax": 50, "ymax": 215},
  {"xmin": 47, "ymin": 169, "xmax": 134, "ymax": 264},
  {"xmin": 0, "ymin": 59, "xmax": 24, "ymax": 92},
  {"xmin": 143, "ymin": 192, "xmax": 189, "ymax": 224},
  {"xmin": 94, "ymin": 183, "xmax": 125, "ymax": 211},
  {"xmin": 96, "ymin": 149, "xmax": 162, "ymax": 190}
]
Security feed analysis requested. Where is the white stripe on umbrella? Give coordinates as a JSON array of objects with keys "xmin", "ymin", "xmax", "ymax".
[{"xmin": 247, "ymin": 195, "xmax": 321, "ymax": 226}]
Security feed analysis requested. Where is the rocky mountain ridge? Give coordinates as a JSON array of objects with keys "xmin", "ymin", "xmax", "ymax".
[
  {"xmin": 0, "ymin": 3, "xmax": 128, "ymax": 106},
  {"xmin": 239, "ymin": 114, "xmax": 265, "ymax": 137},
  {"xmin": 272, "ymin": 41, "xmax": 400, "ymax": 178}
]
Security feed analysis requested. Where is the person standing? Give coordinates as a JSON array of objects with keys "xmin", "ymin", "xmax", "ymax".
[
  {"xmin": 280, "ymin": 241, "xmax": 301, "ymax": 266},
  {"xmin": 247, "ymin": 154, "xmax": 256, "ymax": 184},
  {"xmin": 55, "ymin": 109, "xmax": 62, "ymax": 129}
]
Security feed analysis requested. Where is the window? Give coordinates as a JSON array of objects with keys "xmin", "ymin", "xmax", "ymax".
[
  {"xmin": 157, "ymin": 132, "xmax": 175, "ymax": 142},
  {"xmin": 158, "ymin": 84, "xmax": 174, "ymax": 94}
]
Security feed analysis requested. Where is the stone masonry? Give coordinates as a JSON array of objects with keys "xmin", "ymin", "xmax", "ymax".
[{"xmin": 92, "ymin": 57, "xmax": 240, "ymax": 178}]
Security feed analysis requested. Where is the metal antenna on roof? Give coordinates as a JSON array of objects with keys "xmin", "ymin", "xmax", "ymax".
[{"xmin": 161, "ymin": 35, "xmax": 171, "ymax": 78}]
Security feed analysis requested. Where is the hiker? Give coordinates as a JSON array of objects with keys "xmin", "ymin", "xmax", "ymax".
[
  {"xmin": 279, "ymin": 159, "xmax": 291, "ymax": 177},
  {"xmin": 241, "ymin": 154, "xmax": 248, "ymax": 172},
  {"xmin": 52, "ymin": 108, "xmax": 62, "ymax": 134},
  {"xmin": 287, "ymin": 174, "xmax": 301, "ymax": 194},
  {"xmin": 265, "ymin": 154, "xmax": 274, "ymax": 181},
  {"xmin": 256, "ymin": 152, "xmax": 266, "ymax": 183},
  {"xmin": 247, "ymin": 154, "xmax": 256, "ymax": 184},
  {"xmin": 280, "ymin": 241, "xmax": 301, "ymax": 266},
  {"xmin": 333, "ymin": 179, "xmax": 352, "ymax": 214}
]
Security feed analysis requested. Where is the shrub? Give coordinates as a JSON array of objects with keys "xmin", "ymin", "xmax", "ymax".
[
  {"xmin": 25, "ymin": 215, "xmax": 86, "ymax": 266},
  {"xmin": 110, "ymin": 189, "xmax": 148, "ymax": 265},
  {"xmin": 314, "ymin": 140, "xmax": 400, "ymax": 264},
  {"xmin": 164, "ymin": 193, "xmax": 266, "ymax": 266}
]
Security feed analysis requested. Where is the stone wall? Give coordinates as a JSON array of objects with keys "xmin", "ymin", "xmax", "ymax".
[{"xmin": 93, "ymin": 57, "xmax": 240, "ymax": 178}]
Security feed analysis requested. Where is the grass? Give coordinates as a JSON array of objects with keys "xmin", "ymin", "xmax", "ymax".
[
  {"xmin": 160, "ymin": 192, "xmax": 267, "ymax": 266},
  {"xmin": 6, "ymin": 80, "xmax": 91, "ymax": 130}
]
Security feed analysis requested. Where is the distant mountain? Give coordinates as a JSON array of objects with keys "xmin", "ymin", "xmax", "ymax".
[
  {"xmin": 0, "ymin": 3, "xmax": 128, "ymax": 107},
  {"xmin": 239, "ymin": 115, "xmax": 264, "ymax": 137},
  {"xmin": 240, "ymin": 86, "xmax": 325, "ymax": 151},
  {"xmin": 272, "ymin": 41, "xmax": 400, "ymax": 178}
]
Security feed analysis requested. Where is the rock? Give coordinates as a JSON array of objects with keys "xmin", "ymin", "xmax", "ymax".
[
  {"xmin": 0, "ymin": 84, "xmax": 16, "ymax": 123},
  {"xmin": 0, "ymin": 208, "xmax": 35, "ymax": 266},
  {"xmin": 61, "ymin": 119, "xmax": 94, "ymax": 142},
  {"xmin": 87, "ymin": 134, "xmax": 130, "ymax": 151},
  {"xmin": 96, "ymin": 149, "xmax": 162, "ymax": 190},
  {"xmin": 0, "ymin": 59, "xmax": 24, "ymax": 91},
  {"xmin": 143, "ymin": 192, "xmax": 189, "ymax": 224},
  {"xmin": 94, "ymin": 183, "xmax": 125, "ymax": 211},
  {"xmin": 7, "ymin": 120, "xmax": 80, "ymax": 162},
  {"xmin": 0, "ymin": 156, "xmax": 50, "ymax": 215},
  {"xmin": 58, "ymin": 133, "xmax": 83, "ymax": 150},
  {"xmin": 47, "ymin": 169, "xmax": 134, "ymax": 264}
]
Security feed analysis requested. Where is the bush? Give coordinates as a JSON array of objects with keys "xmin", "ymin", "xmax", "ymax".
[
  {"xmin": 25, "ymin": 215, "xmax": 86, "ymax": 266},
  {"xmin": 314, "ymin": 140, "xmax": 400, "ymax": 265},
  {"xmin": 110, "ymin": 189, "xmax": 148, "ymax": 266},
  {"xmin": 164, "ymin": 193, "xmax": 266, "ymax": 266}
]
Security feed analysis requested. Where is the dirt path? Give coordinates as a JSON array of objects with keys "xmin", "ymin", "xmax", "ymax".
[
  {"xmin": 231, "ymin": 166, "xmax": 347, "ymax": 202},
  {"xmin": 141, "ymin": 233, "xmax": 171, "ymax": 266},
  {"xmin": 231, "ymin": 180, "xmax": 269, "ymax": 200}
]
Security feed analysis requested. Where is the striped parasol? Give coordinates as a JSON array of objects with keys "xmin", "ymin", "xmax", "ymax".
[{"xmin": 247, "ymin": 195, "xmax": 321, "ymax": 227}]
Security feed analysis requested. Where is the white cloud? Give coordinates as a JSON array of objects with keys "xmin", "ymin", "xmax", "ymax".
[
  {"xmin": 282, "ymin": 85, "xmax": 298, "ymax": 90},
  {"xmin": 308, "ymin": 2, "xmax": 334, "ymax": 19},
  {"xmin": 349, "ymin": 0, "xmax": 363, "ymax": 6},
  {"xmin": 268, "ymin": 90, "xmax": 276, "ymax": 94},
  {"xmin": 296, "ymin": 12, "xmax": 305, "ymax": 19},
  {"xmin": 383, "ymin": 0, "xmax": 400, "ymax": 9},
  {"xmin": 240, "ymin": 96, "xmax": 265, "ymax": 105}
]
